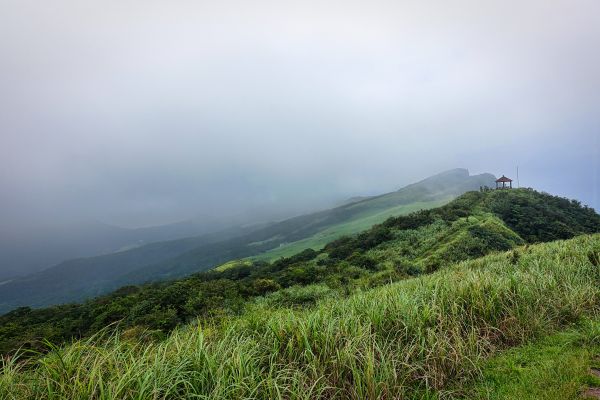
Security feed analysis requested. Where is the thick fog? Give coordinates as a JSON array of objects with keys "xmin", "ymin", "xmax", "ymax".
[{"xmin": 1, "ymin": 1, "xmax": 599, "ymax": 262}]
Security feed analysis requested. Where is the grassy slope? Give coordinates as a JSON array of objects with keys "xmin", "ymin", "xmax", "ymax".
[
  {"xmin": 469, "ymin": 320, "xmax": 600, "ymax": 400},
  {"xmin": 253, "ymin": 198, "xmax": 450, "ymax": 261},
  {"xmin": 0, "ymin": 209, "xmax": 511, "ymax": 356},
  {"xmin": 367, "ymin": 212, "xmax": 524, "ymax": 272},
  {"xmin": 1, "ymin": 188, "xmax": 597, "ymax": 358},
  {"xmin": 2, "ymin": 234, "xmax": 599, "ymax": 399},
  {"xmin": 136, "ymin": 169, "xmax": 492, "ymax": 281},
  {"xmin": 0, "ymin": 169, "xmax": 492, "ymax": 312}
]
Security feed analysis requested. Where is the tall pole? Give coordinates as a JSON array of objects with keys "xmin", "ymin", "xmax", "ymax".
[{"xmin": 516, "ymin": 165, "xmax": 520, "ymax": 188}]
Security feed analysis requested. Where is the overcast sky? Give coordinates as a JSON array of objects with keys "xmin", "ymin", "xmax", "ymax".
[{"xmin": 1, "ymin": 0, "xmax": 599, "ymax": 232}]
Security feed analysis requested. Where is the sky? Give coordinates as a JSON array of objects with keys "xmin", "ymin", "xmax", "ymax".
[{"xmin": 1, "ymin": 0, "xmax": 599, "ymax": 234}]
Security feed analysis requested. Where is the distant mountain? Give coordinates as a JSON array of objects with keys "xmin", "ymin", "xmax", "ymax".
[
  {"xmin": 336, "ymin": 196, "xmax": 375, "ymax": 207},
  {"xmin": 0, "ymin": 168, "xmax": 495, "ymax": 313},
  {"xmin": 0, "ymin": 214, "xmax": 261, "ymax": 281}
]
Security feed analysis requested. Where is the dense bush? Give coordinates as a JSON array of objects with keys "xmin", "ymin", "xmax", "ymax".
[
  {"xmin": 257, "ymin": 284, "xmax": 337, "ymax": 308},
  {"xmin": 486, "ymin": 188, "xmax": 600, "ymax": 242}
]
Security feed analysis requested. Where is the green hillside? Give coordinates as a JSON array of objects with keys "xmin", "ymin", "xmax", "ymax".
[
  {"xmin": 0, "ymin": 187, "xmax": 598, "ymax": 360},
  {"xmin": 0, "ymin": 168, "xmax": 494, "ymax": 313},
  {"xmin": 123, "ymin": 168, "xmax": 494, "ymax": 282},
  {"xmin": 2, "ymin": 232, "xmax": 599, "ymax": 399},
  {"xmin": 253, "ymin": 198, "xmax": 449, "ymax": 261}
]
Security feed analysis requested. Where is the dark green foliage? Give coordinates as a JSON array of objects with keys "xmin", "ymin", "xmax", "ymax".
[
  {"xmin": 267, "ymin": 249, "xmax": 319, "ymax": 272},
  {"xmin": 485, "ymin": 188, "xmax": 600, "ymax": 243},
  {"xmin": 509, "ymin": 249, "xmax": 520, "ymax": 265},
  {"xmin": 347, "ymin": 253, "xmax": 379, "ymax": 271},
  {"xmin": 324, "ymin": 224, "xmax": 393, "ymax": 260},
  {"xmin": 260, "ymin": 284, "xmax": 336, "ymax": 307},
  {"xmin": 588, "ymin": 251, "xmax": 600, "ymax": 267},
  {"xmin": 467, "ymin": 223, "xmax": 520, "ymax": 254},
  {"xmin": 288, "ymin": 248, "xmax": 319, "ymax": 263},
  {"xmin": 251, "ymin": 279, "xmax": 282, "ymax": 296},
  {"xmin": 395, "ymin": 261, "xmax": 421, "ymax": 276}
]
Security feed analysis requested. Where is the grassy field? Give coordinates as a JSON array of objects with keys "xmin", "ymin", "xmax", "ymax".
[
  {"xmin": 470, "ymin": 320, "xmax": 600, "ymax": 399},
  {"xmin": 2, "ymin": 234, "xmax": 598, "ymax": 399},
  {"xmin": 253, "ymin": 198, "xmax": 450, "ymax": 261}
]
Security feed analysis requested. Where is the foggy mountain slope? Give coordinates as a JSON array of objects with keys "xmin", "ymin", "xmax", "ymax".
[
  {"xmin": 254, "ymin": 168, "xmax": 497, "ymax": 260},
  {"xmin": 0, "ymin": 224, "xmax": 267, "ymax": 312},
  {"xmin": 1, "ymin": 187, "xmax": 598, "ymax": 358},
  {"xmin": 117, "ymin": 169, "xmax": 495, "ymax": 282},
  {"xmin": 0, "ymin": 169, "xmax": 494, "ymax": 313},
  {"xmin": 0, "ymin": 214, "xmax": 260, "ymax": 281}
]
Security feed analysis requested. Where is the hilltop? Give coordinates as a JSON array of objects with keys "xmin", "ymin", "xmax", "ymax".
[
  {"xmin": 0, "ymin": 168, "xmax": 494, "ymax": 313},
  {"xmin": 0, "ymin": 187, "xmax": 598, "ymax": 357}
]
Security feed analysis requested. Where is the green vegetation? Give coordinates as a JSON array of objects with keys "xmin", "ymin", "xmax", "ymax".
[
  {"xmin": 0, "ymin": 188, "xmax": 598, "ymax": 357},
  {"xmin": 1, "ymin": 234, "xmax": 599, "ymax": 399},
  {"xmin": 469, "ymin": 320, "xmax": 600, "ymax": 399},
  {"xmin": 0, "ymin": 168, "xmax": 492, "ymax": 312},
  {"xmin": 253, "ymin": 198, "xmax": 449, "ymax": 261},
  {"xmin": 214, "ymin": 259, "xmax": 253, "ymax": 272}
]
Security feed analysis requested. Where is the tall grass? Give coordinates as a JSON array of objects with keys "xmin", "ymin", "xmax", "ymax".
[
  {"xmin": 2, "ymin": 234, "xmax": 599, "ymax": 399},
  {"xmin": 471, "ymin": 319, "xmax": 600, "ymax": 399}
]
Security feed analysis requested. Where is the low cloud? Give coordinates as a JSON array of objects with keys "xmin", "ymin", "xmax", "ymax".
[{"xmin": 0, "ymin": 0, "xmax": 598, "ymax": 234}]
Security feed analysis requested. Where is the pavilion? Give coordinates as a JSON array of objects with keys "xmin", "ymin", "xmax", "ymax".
[{"xmin": 495, "ymin": 175, "xmax": 513, "ymax": 189}]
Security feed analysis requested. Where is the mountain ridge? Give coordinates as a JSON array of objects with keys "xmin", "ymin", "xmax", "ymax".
[{"xmin": 0, "ymin": 168, "xmax": 494, "ymax": 313}]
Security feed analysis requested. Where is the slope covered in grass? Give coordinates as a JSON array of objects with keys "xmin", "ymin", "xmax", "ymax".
[
  {"xmin": 0, "ymin": 187, "xmax": 598, "ymax": 357},
  {"xmin": 1, "ymin": 234, "xmax": 599, "ymax": 399},
  {"xmin": 127, "ymin": 169, "xmax": 492, "ymax": 282},
  {"xmin": 469, "ymin": 320, "xmax": 600, "ymax": 399},
  {"xmin": 0, "ymin": 168, "xmax": 492, "ymax": 313},
  {"xmin": 253, "ymin": 198, "xmax": 449, "ymax": 261}
]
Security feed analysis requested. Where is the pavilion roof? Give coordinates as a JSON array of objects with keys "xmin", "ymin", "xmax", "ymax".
[{"xmin": 495, "ymin": 175, "xmax": 513, "ymax": 183}]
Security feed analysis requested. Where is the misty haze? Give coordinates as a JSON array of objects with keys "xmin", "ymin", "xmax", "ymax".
[{"xmin": 0, "ymin": 1, "xmax": 599, "ymax": 398}]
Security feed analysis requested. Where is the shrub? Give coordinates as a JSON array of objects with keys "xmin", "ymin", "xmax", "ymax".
[{"xmin": 259, "ymin": 284, "xmax": 336, "ymax": 307}]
